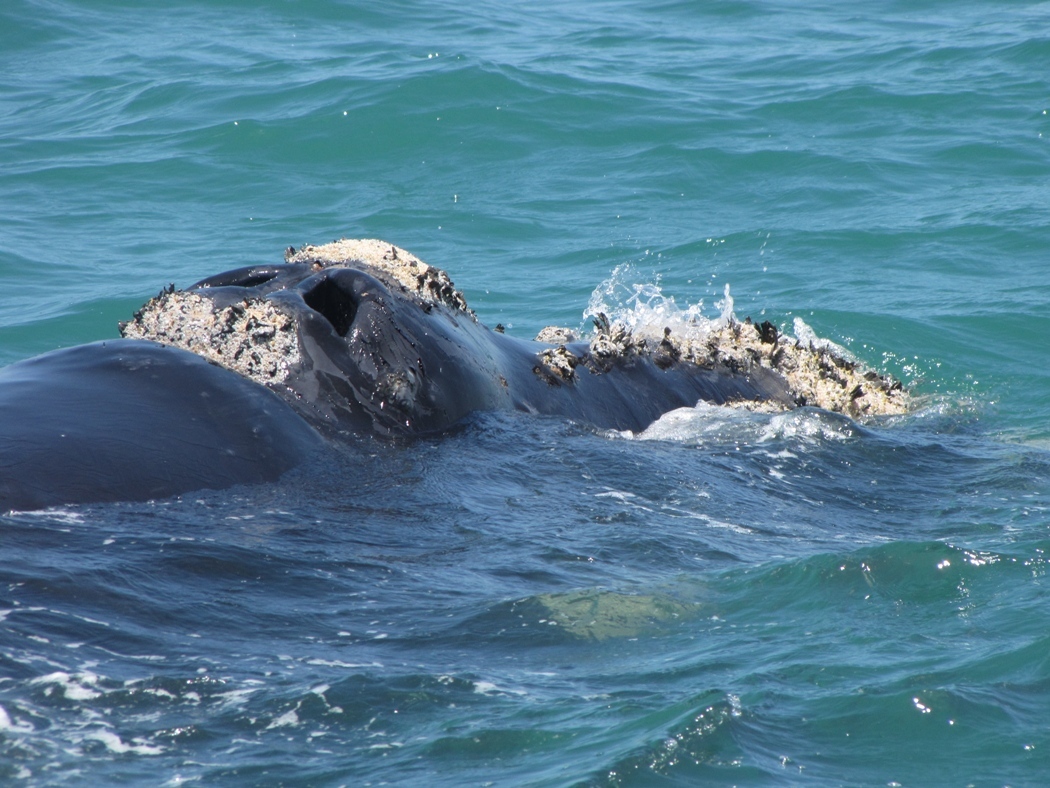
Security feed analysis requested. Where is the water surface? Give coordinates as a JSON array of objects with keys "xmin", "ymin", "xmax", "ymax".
[{"xmin": 2, "ymin": 0, "xmax": 1050, "ymax": 784}]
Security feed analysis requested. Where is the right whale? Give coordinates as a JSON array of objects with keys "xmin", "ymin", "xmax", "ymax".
[{"xmin": 0, "ymin": 239, "xmax": 908, "ymax": 510}]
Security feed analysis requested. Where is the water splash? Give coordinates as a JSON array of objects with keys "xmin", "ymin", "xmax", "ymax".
[
  {"xmin": 716, "ymin": 282, "xmax": 735, "ymax": 328},
  {"xmin": 582, "ymin": 263, "xmax": 719, "ymax": 340},
  {"xmin": 581, "ymin": 264, "xmax": 910, "ymax": 419}
]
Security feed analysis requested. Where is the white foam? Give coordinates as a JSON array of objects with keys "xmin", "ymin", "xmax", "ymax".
[
  {"xmin": 473, "ymin": 680, "xmax": 527, "ymax": 697},
  {"xmin": 266, "ymin": 708, "xmax": 299, "ymax": 729},
  {"xmin": 213, "ymin": 687, "xmax": 260, "ymax": 708},
  {"xmin": 81, "ymin": 728, "xmax": 163, "ymax": 755},
  {"xmin": 622, "ymin": 399, "xmax": 858, "ymax": 448},
  {"xmin": 31, "ymin": 671, "xmax": 101, "ymax": 701},
  {"xmin": 761, "ymin": 409, "xmax": 857, "ymax": 443},
  {"xmin": 626, "ymin": 401, "xmax": 759, "ymax": 445},
  {"xmin": 304, "ymin": 658, "xmax": 383, "ymax": 668},
  {"xmin": 0, "ymin": 704, "xmax": 33, "ymax": 734},
  {"xmin": 6, "ymin": 508, "xmax": 85, "ymax": 524}
]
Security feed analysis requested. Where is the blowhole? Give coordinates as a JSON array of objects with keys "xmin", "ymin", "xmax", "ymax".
[
  {"xmin": 236, "ymin": 272, "xmax": 280, "ymax": 288},
  {"xmin": 303, "ymin": 276, "xmax": 358, "ymax": 337},
  {"xmin": 193, "ymin": 266, "xmax": 282, "ymax": 290}
]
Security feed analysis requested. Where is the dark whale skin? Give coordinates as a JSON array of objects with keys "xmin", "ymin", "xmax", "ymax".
[
  {"xmin": 186, "ymin": 264, "xmax": 795, "ymax": 438},
  {"xmin": 0, "ymin": 339, "xmax": 322, "ymax": 511},
  {"xmin": 0, "ymin": 258, "xmax": 796, "ymax": 510}
]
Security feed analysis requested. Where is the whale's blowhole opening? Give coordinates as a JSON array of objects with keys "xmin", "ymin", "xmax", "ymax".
[
  {"xmin": 303, "ymin": 276, "xmax": 358, "ymax": 337},
  {"xmin": 236, "ymin": 272, "xmax": 280, "ymax": 288},
  {"xmin": 193, "ymin": 267, "xmax": 282, "ymax": 290}
]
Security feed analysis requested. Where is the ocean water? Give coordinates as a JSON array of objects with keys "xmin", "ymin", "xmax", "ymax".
[{"xmin": 2, "ymin": 0, "xmax": 1050, "ymax": 784}]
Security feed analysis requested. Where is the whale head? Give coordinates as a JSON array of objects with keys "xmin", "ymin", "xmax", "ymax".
[{"xmin": 121, "ymin": 240, "xmax": 506, "ymax": 435}]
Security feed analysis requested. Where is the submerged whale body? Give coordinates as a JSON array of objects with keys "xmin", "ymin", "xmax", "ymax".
[
  {"xmin": 0, "ymin": 239, "xmax": 906, "ymax": 510},
  {"xmin": 0, "ymin": 339, "xmax": 323, "ymax": 511}
]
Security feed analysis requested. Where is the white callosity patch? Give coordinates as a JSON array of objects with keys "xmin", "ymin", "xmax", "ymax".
[
  {"xmin": 121, "ymin": 290, "xmax": 300, "ymax": 385},
  {"xmin": 120, "ymin": 238, "xmax": 473, "ymax": 390},
  {"xmin": 534, "ymin": 326, "xmax": 579, "ymax": 344},
  {"xmin": 284, "ymin": 238, "xmax": 473, "ymax": 316},
  {"xmin": 580, "ymin": 268, "xmax": 909, "ymax": 418},
  {"xmin": 673, "ymin": 317, "xmax": 909, "ymax": 417}
]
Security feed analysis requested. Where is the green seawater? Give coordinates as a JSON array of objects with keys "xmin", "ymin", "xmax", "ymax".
[{"xmin": 2, "ymin": 0, "xmax": 1050, "ymax": 784}]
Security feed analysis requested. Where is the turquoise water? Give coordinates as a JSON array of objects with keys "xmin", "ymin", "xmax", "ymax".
[{"xmin": 2, "ymin": 0, "xmax": 1050, "ymax": 784}]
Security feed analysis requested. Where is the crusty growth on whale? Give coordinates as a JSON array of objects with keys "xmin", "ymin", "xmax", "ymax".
[
  {"xmin": 534, "ymin": 326, "xmax": 579, "ymax": 344},
  {"xmin": 533, "ymin": 314, "xmax": 909, "ymax": 417},
  {"xmin": 121, "ymin": 290, "xmax": 300, "ymax": 384},
  {"xmin": 121, "ymin": 238, "xmax": 909, "ymax": 417},
  {"xmin": 536, "ymin": 345, "xmax": 581, "ymax": 382},
  {"xmin": 285, "ymin": 238, "xmax": 473, "ymax": 317},
  {"xmin": 693, "ymin": 319, "xmax": 909, "ymax": 417},
  {"xmin": 121, "ymin": 238, "xmax": 474, "ymax": 389}
]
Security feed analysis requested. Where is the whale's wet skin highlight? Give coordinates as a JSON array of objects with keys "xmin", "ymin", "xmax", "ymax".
[{"xmin": 2, "ymin": 0, "xmax": 1050, "ymax": 785}]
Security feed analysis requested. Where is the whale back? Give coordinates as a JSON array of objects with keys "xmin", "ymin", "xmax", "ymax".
[{"xmin": 0, "ymin": 340, "xmax": 322, "ymax": 511}]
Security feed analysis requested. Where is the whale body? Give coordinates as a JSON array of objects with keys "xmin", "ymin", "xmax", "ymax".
[
  {"xmin": 0, "ymin": 339, "xmax": 322, "ymax": 510},
  {"xmin": 0, "ymin": 239, "xmax": 906, "ymax": 510}
]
